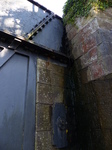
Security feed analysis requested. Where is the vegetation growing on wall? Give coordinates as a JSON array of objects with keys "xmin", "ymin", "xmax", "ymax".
[{"xmin": 63, "ymin": 0, "xmax": 112, "ymax": 24}]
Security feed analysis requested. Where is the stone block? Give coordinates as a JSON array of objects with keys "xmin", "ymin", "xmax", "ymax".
[
  {"xmin": 93, "ymin": 30, "xmax": 102, "ymax": 45},
  {"xmin": 98, "ymin": 104, "xmax": 112, "ymax": 128},
  {"xmin": 80, "ymin": 23, "xmax": 93, "ymax": 43},
  {"xmin": 36, "ymin": 83, "xmax": 53, "ymax": 104},
  {"xmin": 80, "ymin": 53, "xmax": 90, "ymax": 69},
  {"xmin": 80, "ymin": 68, "xmax": 88, "ymax": 83},
  {"xmin": 72, "ymin": 44, "xmax": 84, "ymax": 59},
  {"xmin": 36, "ymin": 131, "xmax": 55, "ymax": 150},
  {"xmin": 37, "ymin": 59, "xmax": 65, "ymax": 75},
  {"xmin": 81, "ymin": 34, "xmax": 97, "ymax": 53},
  {"xmin": 102, "ymin": 56, "xmax": 112, "ymax": 75},
  {"xmin": 96, "ymin": 29, "xmax": 112, "ymax": 43},
  {"xmin": 70, "ymin": 18, "xmax": 98, "ymax": 47},
  {"xmin": 77, "ymin": 66, "xmax": 92, "ymax": 82},
  {"xmin": 71, "ymin": 33, "xmax": 82, "ymax": 46},
  {"xmin": 91, "ymin": 114, "xmax": 101, "ymax": 129},
  {"xmin": 36, "ymin": 104, "xmax": 51, "ymax": 131},
  {"xmin": 93, "ymin": 80, "xmax": 112, "ymax": 104},
  {"xmin": 98, "ymin": 42, "xmax": 112, "ymax": 59},
  {"xmin": 85, "ymin": 82, "xmax": 97, "ymax": 103},
  {"xmin": 105, "ymin": 73, "xmax": 112, "ymax": 80},
  {"xmin": 90, "ymin": 129, "xmax": 105, "ymax": 150},
  {"xmin": 89, "ymin": 18, "xmax": 99, "ymax": 33},
  {"xmin": 67, "ymin": 27, "xmax": 77, "ymax": 41},
  {"xmin": 97, "ymin": 18, "xmax": 112, "ymax": 30},
  {"xmin": 52, "ymin": 86, "xmax": 64, "ymax": 103},
  {"xmin": 37, "ymin": 59, "xmax": 47, "ymax": 69},
  {"xmin": 66, "ymin": 24, "xmax": 74, "ymax": 33},
  {"xmin": 76, "ymin": 46, "xmax": 97, "ymax": 70},
  {"xmin": 46, "ymin": 62, "xmax": 65, "ymax": 74},
  {"xmin": 75, "ymin": 58, "xmax": 82, "ymax": 70},
  {"xmin": 51, "ymin": 72, "xmax": 64, "ymax": 87},
  {"xmin": 89, "ymin": 61, "xmax": 104, "ymax": 80},
  {"xmin": 89, "ymin": 46, "xmax": 97, "ymax": 62},
  {"xmin": 87, "ymin": 103, "xmax": 100, "ymax": 128},
  {"xmin": 102, "ymin": 129, "xmax": 112, "ymax": 150},
  {"xmin": 37, "ymin": 68, "xmax": 51, "ymax": 84}
]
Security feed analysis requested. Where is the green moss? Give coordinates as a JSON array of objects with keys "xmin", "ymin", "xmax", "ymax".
[{"xmin": 63, "ymin": 0, "xmax": 112, "ymax": 24}]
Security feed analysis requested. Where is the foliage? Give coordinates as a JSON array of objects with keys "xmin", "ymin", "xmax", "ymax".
[{"xmin": 63, "ymin": 0, "xmax": 112, "ymax": 24}]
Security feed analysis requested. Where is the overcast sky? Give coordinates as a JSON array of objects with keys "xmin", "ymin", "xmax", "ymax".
[{"xmin": 36, "ymin": 0, "xmax": 67, "ymax": 17}]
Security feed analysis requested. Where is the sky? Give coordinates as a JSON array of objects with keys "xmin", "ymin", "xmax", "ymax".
[{"xmin": 36, "ymin": 0, "xmax": 67, "ymax": 17}]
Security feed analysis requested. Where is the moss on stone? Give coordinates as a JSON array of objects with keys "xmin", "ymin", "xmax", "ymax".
[{"xmin": 63, "ymin": 0, "xmax": 112, "ymax": 24}]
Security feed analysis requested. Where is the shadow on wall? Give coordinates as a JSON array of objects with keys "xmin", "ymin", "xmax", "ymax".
[
  {"xmin": 0, "ymin": 1, "xmax": 64, "ymax": 51},
  {"xmin": 69, "ymin": 62, "xmax": 112, "ymax": 150},
  {"xmin": 0, "ymin": 3, "xmax": 47, "ymax": 37}
]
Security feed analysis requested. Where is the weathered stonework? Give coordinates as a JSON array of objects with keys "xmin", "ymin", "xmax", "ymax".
[
  {"xmin": 36, "ymin": 58, "xmax": 68, "ymax": 150},
  {"xmin": 36, "ymin": 104, "xmax": 51, "ymax": 131},
  {"xmin": 66, "ymin": 8, "xmax": 112, "ymax": 150},
  {"xmin": 67, "ymin": 9, "xmax": 112, "ymax": 82},
  {"xmin": 35, "ymin": 131, "xmax": 53, "ymax": 150},
  {"xmin": 37, "ymin": 83, "xmax": 53, "ymax": 104}
]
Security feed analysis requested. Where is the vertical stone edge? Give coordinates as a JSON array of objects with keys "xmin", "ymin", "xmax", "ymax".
[{"xmin": 35, "ymin": 58, "xmax": 68, "ymax": 150}]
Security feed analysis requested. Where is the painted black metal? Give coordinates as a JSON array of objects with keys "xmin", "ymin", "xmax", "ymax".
[
  {"xmin": 0, "ymin": 46, "xmax": 4, "ymax": 52},
  {"xmin": 0, "ymin": 48, "xmax": 15, "ymax": 67},
  {"xmin": 24, "ymin": 13, "xmax": 55, "ymax": 40},
  {"xmin": 0, "ymin": 0, "xmax": 64, "ymax": 51},
  {"xmin": 0, "ymin": 45, "xmax": 36, "ymax": 150},
  {"xmin": 0, "ymin": 30, "xmax": 71, "ymax": 65},
  {"xmin": 0, "ymin": 54, "xmax": 28, "ymax": 150},
  {"xmin": 8, "ymin": 38, "xmax": 21, "ymax": 50},
  {"xmin": 23, "ymin": 53, "xmax": 36, "ymax": 150},
  {"xmin": 52, "ymin": 103, "xmax": 68, "ymax": 148}
]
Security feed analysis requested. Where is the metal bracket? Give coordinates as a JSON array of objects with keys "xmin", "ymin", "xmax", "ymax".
[
  {"xmin": 8, "ymin": 38, "xmax": 21, "ymax": 50},
  {"xmin": 52, "ymin": 103, "xmax": 68, "ymax": 148},
  {"xmin": 24, "ymin": 13, "xmax": 55, "ymax": 41}
]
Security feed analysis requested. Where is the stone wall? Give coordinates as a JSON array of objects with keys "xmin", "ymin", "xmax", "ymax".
[
  {"xmin": 66, "ymin": 8, "xmax": 112, "ymax": 150},
  {"xmin": 35, "ymin": 58, "xmax": 71, "ymax": 150}
]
